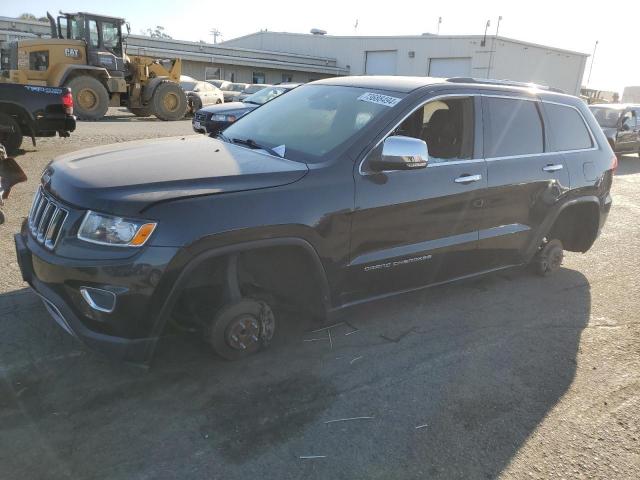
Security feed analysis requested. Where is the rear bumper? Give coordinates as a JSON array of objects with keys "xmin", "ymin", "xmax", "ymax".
[
  {"xmin": 35, "ymin": 114, "xmax": 76, "ymax": 136},
  {"xmin": 14, "ymin": 230, "xmax": 178, "ymax": 364}
]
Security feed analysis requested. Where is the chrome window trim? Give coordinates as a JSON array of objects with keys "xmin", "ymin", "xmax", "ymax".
[{"xmin": 358, "ymin": 93, "xmax": 600, "ymax": 175}]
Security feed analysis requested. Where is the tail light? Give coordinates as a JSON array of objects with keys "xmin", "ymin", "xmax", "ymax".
[
  {"xmin": 62, "ymin": 90, "xmax": 73, "ymax": 115},
  {"xmin": 611, "ymin": 154, "xmax": 618, "ymax": 172}
]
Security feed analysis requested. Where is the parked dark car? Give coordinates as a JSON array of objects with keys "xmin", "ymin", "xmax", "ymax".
[
  {"xmin": 220, "ymin": 82, "xmax": 248, "ymax": 103},
  {"xmin": 0, "ymin": 83, "xmax": 76, "ymax": 154},
  {"xmin": 589, "ymin": 103, "xmax": 640, "ymax": 156},
  {"xmin": 15, "ymin": 76, "xmax": 614, "ymax": 364},
  {"xmin": 180, "ymin": 79, "xmax": 224, "ymax": 115},
  {"xmin": 192, "ymin": 83, "xmax": 299, "ymax": 135},
  {"xmin": 237, "ymin": 83, "xmax": 271, "ymax": 102}
]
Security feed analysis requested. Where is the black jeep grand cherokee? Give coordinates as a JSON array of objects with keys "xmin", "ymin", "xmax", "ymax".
[{"xmin": 15, "ymin": 76, "xmax": 614, "ymax": 364}]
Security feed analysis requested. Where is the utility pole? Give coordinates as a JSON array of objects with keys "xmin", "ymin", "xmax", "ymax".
[
  {"xmin": 481, "ymin": 19, "xmax": 490, "ymax": 46},
  {"xmin": 487, "ymin": 16, "xmax": 502, "ymax": 79},
  {"xmin": 436, "ymin": 17, "xmax": 442, "ymax": 34},
  {"xmin": 586, "ymin": 40, "xmax": 599, "ymax": 87},
  {"xmin": 210, "ymin": 28, "xmax": 221, "ymax": 44}
]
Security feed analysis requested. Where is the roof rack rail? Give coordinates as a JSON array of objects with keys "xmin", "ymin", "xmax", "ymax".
[{"xmin": 446, "ymin": 77, "xmax": 564, "ymax": 94}]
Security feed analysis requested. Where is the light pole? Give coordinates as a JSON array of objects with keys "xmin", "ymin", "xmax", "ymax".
[
  {"xmin": 487, "ymin": 16, "xmax": 502, "ymax": 79},
  {"xmin": 437, "ymin": 17, "xmax": 442, "ymax": 35},
  {"xmin": 586, "ymin": 40, "xmax": 599, "ymax": 87}
]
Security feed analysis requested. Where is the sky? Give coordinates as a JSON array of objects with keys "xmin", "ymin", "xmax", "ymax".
[{"xmin": 6, "ymin": 0, "xmax": 639, "ymax": 94}]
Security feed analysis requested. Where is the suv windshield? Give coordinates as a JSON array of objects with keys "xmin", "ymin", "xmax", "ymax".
[
  {"xmin": 223, "ymin": 84, "xmax": 405, "ymax": 163},
  {"xmin": 244, "ymin": 86, "xmax": 290, "ymax": 105},
  {"xmin": 590, "ymin": 106, "xmax": 622, "ymax": 128}
]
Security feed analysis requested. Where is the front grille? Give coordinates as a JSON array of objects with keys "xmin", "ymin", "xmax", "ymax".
[
  {"xmin": 27, "ymin": 188, "xmax": 68, "ymax": 250},
  {"xmin": 194, "ymin": 112, "xmax": 209, "ymax": 122}
]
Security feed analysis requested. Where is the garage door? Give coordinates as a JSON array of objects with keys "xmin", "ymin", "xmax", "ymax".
[
  {"xmin": 365, "ymin": 51, "xmax": 397, "ymax": 75},
  {"xmin": 428, "ymin": 57, "xmax": 472, "ymax": 78}
]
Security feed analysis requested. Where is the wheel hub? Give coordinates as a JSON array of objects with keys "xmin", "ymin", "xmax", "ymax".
[
  {"xmin": 78, "ymin": 88, "xmax": 98, "ymax": 110},
  {"xmin": 226, "ymin": 314, "xmax": 260, "ymax": 350},
  {"xmin": 163, "ymin": 92, "xmax": 179, "ymax": 112}
]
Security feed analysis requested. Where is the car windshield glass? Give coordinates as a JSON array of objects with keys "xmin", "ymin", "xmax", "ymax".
[
  {"xmin": 590, "ymin": 107, "xmax": 622, "ymax": 128},
  {"xmin": 244, "ymin": 85, "xmax": 267, "ymax": 94},
  {"xmin": 223, "ymin": 84, "xmax": 404, "ymax": 163},
  {"xmin": 244, "ymin": 86, "xmax": 288, "ymax": 105},
  {"xmin": 230, "ymin": 84, "xmax": 247, "ymax": 92},
  {"xmin": 180, "ymin": 82, "xmax": 197, "ymax": 91}
]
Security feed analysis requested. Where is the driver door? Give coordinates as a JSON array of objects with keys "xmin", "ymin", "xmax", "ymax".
[{"xmin": 345, "ymin": 95, "xmax": 487, "ymax": 304}]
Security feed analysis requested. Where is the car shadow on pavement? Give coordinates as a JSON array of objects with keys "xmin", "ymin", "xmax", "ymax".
[
  {"xmin": 0, "ymin": 267, "xmax": 591, "ymax": 479},
  {"xmin": 615, "ymin": 154, "xmax": 640, "ymax": 176}
]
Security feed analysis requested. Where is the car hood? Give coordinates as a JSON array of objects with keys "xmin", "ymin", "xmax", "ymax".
[
  {"xmin": 198, "ymin": 102, "xmax": 258, "ymax": 116},
  {"xmin": 44, "ymin": 135, "xmax": 308, "ymax": 216}
]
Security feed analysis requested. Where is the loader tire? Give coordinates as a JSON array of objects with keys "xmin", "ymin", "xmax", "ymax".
[
  {"xmin": 152, "ymin": 81, "xmax": 188, "ymax": 121},
  {"xmin": 66, "ymin": 76, "xmax": 109, "ymax": 121},
  {"xmin": 129, "ymin": 106, "xmax": 153, "ymax": 117}
]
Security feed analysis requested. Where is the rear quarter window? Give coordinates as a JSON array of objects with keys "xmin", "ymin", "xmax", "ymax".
[{"xmin": 542, "ymin": 103, "xmax": 593, "ymax": 151}]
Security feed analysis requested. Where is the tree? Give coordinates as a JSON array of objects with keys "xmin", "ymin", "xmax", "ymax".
[
  {"xmin": 142, "ymin": 26, "xmax": 172, "ymax": 39},
  {"xmin": 18, "ymin": 13, "xmax": 48, "ymax": 22}
]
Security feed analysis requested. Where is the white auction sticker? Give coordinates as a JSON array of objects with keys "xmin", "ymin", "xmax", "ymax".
[{"xmin": 357, "ymin": 92, "xmax": 401, "ymax": 107}]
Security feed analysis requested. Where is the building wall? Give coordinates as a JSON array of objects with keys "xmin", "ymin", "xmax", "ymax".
[
  {"xmin": 222, "ymin": 32, "xmax": 588, "ymax": 95},
  {"xmin": 181, "ymin": 60, "xmax": 330, "ymax": 83}
]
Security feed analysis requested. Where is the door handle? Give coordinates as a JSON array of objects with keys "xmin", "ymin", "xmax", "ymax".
[
  {"xmin": 454, "ymin": 174, "xmax": 482, "ymax": 184},
  {"xmin": 543, "ymin": 164, "xmax": 563, "ymax": 172}
]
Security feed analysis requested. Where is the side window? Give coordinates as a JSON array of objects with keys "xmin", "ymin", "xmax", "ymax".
[
  {"xmin": 393, "ymin": 97, "xmax": 474, "ymax": 160},
  {"xmin": 483, "ymin": 97, "xmax": 543, "ymax": 158},
  {"xmin": 29, "ymin": 51, "xmax": 49, "ymax": 71},
  {"xmin": 542, "ymin": 103, "xmax": 593, "ymax": 151},
  {"xmin": 101, "ymin": 22, "xmax": 121, "ymax": 52},
  {"xmin": 88, "ymin": 20, "xmax": 99, "ymax": 48}
]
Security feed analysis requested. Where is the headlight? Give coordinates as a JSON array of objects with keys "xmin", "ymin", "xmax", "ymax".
[
  {"xmin": 78, "ymin": 211, "xmax": 156, "ymax": 247},
  {"xmin": 212, "ymin": 114, "xmax": 237, "ymax": 122}
]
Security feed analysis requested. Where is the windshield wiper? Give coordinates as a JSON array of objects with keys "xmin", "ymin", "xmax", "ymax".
[
  {"xmin": 230, "ymin": 137, "xmax": 285, "ymax": 158},
  {"xmin": 243, "ymin": 100, "xmax": 260, "ymax": 105}
]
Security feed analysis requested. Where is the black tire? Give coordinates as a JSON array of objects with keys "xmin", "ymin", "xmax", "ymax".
[
  {"xmin": 0, "ymin": 113, "xmax": 22, "ymax": 155},
  {"xmin": 532, "ymin": 239, "xmax": 564, "ymax": 276},
  {"xmin": 191, "ymin": 98, "xmax": 202, "ymax": 114},
  {"xmin": 0, "ymin": 209, "xmax": 5, "ymax": 225},
  {"xmin": 208, "ymin": 298, "xmax": 276, "ymax": 361},
  {"xmin": 129, "ymin": 106, "xmax": 153, "ymax": 117},
  {"xmin": 152, "ymin": 81, "xmax": 188, "ymax": 121},
  {"xmin": 65, "ymin": 76, "xmax": 109, "ymax": 121}
]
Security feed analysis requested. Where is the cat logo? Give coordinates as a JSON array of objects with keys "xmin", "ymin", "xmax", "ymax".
[{"xmin": 64, "ymin": 48, "xmax": 81, "ymax": 58}]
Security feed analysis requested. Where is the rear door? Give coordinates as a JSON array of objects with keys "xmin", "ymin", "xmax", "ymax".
[
  {"xmin": 617, "ymin": 109, "xmax": 637, "ymax": 152},
  {"xmin": 477, "ymin": 95, "xmax": 570, "ymax": 267},
  {"xmin": 347, "ymin": 94, "xmax": 487, "ymax": 303}
]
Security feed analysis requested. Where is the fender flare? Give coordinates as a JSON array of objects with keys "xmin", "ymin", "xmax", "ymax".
[
  {"xmin": 143, "ymin": 237, "xmax": 332, "ymax": 363},
  {"xmin": 524, "ymin": 195, "xmax": 601, "ymax": 260},
  {"xmin": 142, "ymin": 77, "xmax": 170, "ymax": 104},
  {"xmin": 57, "ymin": 65, "xmax": 110, "ymax": 88}
]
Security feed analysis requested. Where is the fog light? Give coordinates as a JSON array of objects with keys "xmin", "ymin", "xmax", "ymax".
[{"xmin": 80, "ymin": 287, "xmax": 116, "ymax": 313}]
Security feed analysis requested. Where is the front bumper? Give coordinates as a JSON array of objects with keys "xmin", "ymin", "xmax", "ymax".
[{"xmin": 15, "ymin": 229, "xmax": 179, "ymax": 363}]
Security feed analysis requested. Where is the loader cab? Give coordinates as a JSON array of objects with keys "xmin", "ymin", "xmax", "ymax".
[{"xmin": 51, "ymin": 12, "xmax": 126, "ymax": 75}]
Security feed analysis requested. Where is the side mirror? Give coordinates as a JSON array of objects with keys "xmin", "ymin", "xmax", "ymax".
[{"xmin": 369, "ymin": 136, "xmax": 429, "ymax": 172}]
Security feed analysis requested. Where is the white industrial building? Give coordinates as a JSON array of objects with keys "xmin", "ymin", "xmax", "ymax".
[
  {"xmin": 0, "ymin": 15, "xmax": 588, "ymax": 94},
  {"xmin": 222, "ymin": 31, "xmax": 589, "ymax": 94}
]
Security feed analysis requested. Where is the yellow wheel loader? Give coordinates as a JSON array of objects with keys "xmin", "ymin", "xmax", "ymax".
[{"xmin": 0, "ymin": 11, "xmax": 188, "ymax": 121}]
